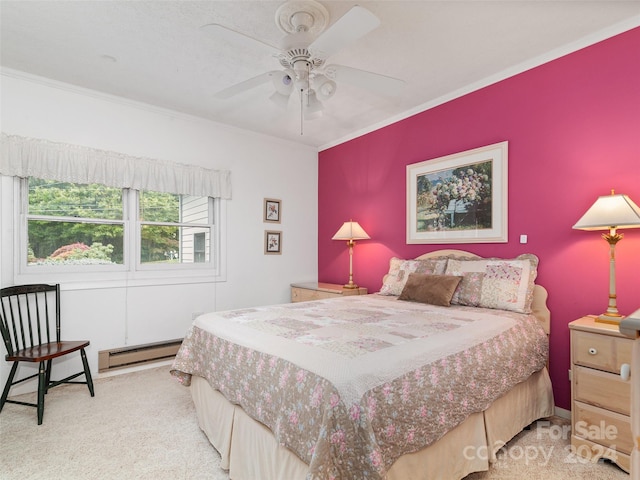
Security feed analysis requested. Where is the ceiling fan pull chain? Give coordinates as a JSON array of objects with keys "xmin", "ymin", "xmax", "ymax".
[
  {"xmin": 307, "ymin": 62, "xmax": 311, "ymax": 107},
  {"xmin": 300, "ymin": 88, "xmax": 304, "ymax": 135}
]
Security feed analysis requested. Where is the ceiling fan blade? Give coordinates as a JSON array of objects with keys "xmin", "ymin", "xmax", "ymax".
[
  {"xmin": 324, "ymin": 64, "xmax": 405, "ymax": 97},
  {"xmin": 214, "ymin": 71, "xmax": 277, "ymax": 99},
  {"xmin": 308, "ymin": 6, "xmax": 380, "ymax": 60},
  {"xmin": 200, "ymin": 23, "xmax": 280, "ymax": 55}
]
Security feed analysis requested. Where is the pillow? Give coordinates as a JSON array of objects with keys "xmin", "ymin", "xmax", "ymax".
[
  {"xmin": 398, "ymin": 273, "xmax": 462, "ymax": 306},
  {"xmin": 379, "ymin": 257, "xmax": 448, "ymax": 296},
  {"xmin": 450, "ymin": 272, "xmax": 484, "ymax": 307},
  {"xmin": 444, "ymin": 254, "xmax": 538, "ymax": 313}
]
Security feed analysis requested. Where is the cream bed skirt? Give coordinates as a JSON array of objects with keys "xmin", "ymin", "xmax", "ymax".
[{"xmin": 190, "ymin": 368, "xmax": 554, "ymax": 480}]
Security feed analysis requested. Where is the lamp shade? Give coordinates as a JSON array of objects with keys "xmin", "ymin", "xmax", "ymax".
[
  {"xmin": 332, "ymin": 221, "xmax": 370, "ymax": 241},
  {"xmin": 573, "ymin": 192, "xmax": 640, "ymax": 231}
]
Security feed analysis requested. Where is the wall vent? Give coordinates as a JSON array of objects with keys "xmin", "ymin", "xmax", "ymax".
[{"xmin": 98, "ymin": 339, "xmax": 183, "ymax": 372}]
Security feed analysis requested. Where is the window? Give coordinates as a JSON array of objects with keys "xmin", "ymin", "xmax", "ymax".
[
  {"xmin": 139, "ymin": 191, "xmax": 213, "ymax": 265},
  {"xmin": 27, "ymin": 178, "xmax": 125, "ymax": 266},
  {"xmin": 21, "ymin": 177, "xmax": 219, "ymax": 278}
]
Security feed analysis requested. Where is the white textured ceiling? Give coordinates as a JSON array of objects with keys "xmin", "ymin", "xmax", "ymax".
[{"xmin": 1, "ymin": 1, "xmax": 639, "ymax": 149}]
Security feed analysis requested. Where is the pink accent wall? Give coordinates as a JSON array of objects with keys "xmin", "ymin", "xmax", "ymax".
[{"xmin": 318, "ymin": 27, "xmax": 640, "ymax": 410}]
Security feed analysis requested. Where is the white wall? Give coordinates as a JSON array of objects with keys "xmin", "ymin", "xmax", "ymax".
[{"xmin": 0, "ymin": 72, "xmax": 319, "ymax": 393}]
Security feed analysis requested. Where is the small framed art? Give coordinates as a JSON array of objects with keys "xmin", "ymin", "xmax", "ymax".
[
  {"xmin": 264, "ymin": 230, "xmax": 282, "ymax": 255},
  {"xmin": 264, "ymin": 198, "xmax": 281, "ymax": 223}
]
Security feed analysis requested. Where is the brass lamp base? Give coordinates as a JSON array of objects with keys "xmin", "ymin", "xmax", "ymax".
[
  {"xmin": 343, "ymin": 283, "xmax": 358, "ymax": 290},
  {"xmin": 595, "ymin": 312, "xmax": 624, "ymax": 325},
  {"xmin": 593, "ymin": 230, "xmax": 625, "ymax": 326}
]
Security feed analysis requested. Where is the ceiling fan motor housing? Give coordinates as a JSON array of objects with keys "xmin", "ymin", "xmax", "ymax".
[
  {"xmin": 278, "ymin": 32, "xmax": 324, "ymax": 69},
  {"xmin": 276, "ymin": 30, "xmax": 327, "ymax": 95}
]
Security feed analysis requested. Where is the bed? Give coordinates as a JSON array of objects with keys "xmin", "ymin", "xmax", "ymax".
[{"xmin": 171, "ymin": 250, "xmax": 554, "ymax": 480}]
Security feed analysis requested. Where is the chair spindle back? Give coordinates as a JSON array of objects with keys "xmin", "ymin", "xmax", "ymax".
[{"xmin": 0, "ymin": 284, "xmax": 60, "ymax": 357}]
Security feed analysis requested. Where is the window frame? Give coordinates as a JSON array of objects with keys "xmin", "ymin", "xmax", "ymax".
[{"xmin": 13, "ymin": 177, "xmax": 226, "ymax": 288}]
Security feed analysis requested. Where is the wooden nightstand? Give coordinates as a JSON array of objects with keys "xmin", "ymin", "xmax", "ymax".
[
  {"xmin": 290, "ymin": 282, "xmax": 368, "ymax": 303},
  {"xmin": 570, "ymin": 315, "xmax": 634, "ymax": 472}
]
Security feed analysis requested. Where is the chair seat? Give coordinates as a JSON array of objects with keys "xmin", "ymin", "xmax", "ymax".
[{"xmin": 6, "ymin": 340, "xmax": 90, "ymax": 363}]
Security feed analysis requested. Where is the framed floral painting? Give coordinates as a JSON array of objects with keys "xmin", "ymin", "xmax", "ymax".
[
  {"xmin": 406, "ymin": 141, "xmax": 508, "ymax": 244},
  {"xmin": 264, "ymin": 230, "xmax": 282, "ymax": 255},
  {"xmin": 264, "ymin": 198, "xmax": 281, "ymax": 223}
]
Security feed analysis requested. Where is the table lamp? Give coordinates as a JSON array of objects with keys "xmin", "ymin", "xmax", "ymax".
[
  {"xmin": 332, "ymin": 220, "xmax": 370, "ymax": 289},
  {"xmin": 573, "ymin": 190, "xmax": 640, "ymax": 324}
]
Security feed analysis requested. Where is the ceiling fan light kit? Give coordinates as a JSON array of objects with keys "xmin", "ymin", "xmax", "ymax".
[
  {"xmin": 209, "ymin": 0, "xmax": 405, "ymax": 133},
  {"xmin": 271, "ymin": 69, "xmax": 295, "ymax": 95},
  {"xmin": 314, "ymin": 74, "xmax": 336, "ymax": 101}
]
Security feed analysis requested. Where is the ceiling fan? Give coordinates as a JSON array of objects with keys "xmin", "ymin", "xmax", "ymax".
[{"xmin": 202, "ymin": 0, "xmax": 405, "ymax": 126}]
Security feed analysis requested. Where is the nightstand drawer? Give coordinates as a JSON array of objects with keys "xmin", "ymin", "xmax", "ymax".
[
  {"xmin": 573, "ymin": 401, "xmax": 632, "ymax": 454},
  {"xmin": 572, "ymin": 330, "xmax": 632, "ymax": 373},
  {"xmin": 573, "ymin": 365, "xmax": 630, "ymax": 415}
]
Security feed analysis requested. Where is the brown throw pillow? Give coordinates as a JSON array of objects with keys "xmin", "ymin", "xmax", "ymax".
[{"xmin": 398, "ymin": 273, "xmax": 462, "ymax": 307}]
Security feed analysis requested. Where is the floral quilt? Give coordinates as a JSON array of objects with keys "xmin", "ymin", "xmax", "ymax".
[{"xmin": 171, "ymin": 294, "xmax": 548, "ymax": 480}]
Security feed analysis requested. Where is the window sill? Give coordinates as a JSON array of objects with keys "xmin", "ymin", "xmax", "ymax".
[{"xmin": 14, "ymin": 269, "xmax": 226, "ymax": 291}]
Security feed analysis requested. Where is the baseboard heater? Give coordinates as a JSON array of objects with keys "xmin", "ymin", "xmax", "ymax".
[{"xmin": 98, "ymin": 338, "xmax": 183, "ymax": 372}]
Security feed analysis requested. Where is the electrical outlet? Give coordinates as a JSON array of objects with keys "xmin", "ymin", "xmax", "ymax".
[{"xmin": 568, "ymin": 369, "xmax": 572, "ymax": 381}]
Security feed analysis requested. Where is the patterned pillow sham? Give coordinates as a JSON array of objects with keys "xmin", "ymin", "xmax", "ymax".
[
  {"xmin": 450, "ymin": 272, "xmax": 485, "ymax": 307},
  {"xmin": 444, "ymin": 254, "xmax": 538, "ymax": 313},
  {"xmin": 398, "ymin": 273, "xmax": 462, "ymax": 306},
  {"xmin": 379, "ymin": 257, "xmax": 448, "ymax": 296}
]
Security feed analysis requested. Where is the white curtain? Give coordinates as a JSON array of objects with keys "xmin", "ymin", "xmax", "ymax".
[{"xmin": 0, "ymin": 133, "xmax": 232, "ymax": 199}]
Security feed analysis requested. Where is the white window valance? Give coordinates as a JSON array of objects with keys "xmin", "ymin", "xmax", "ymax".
[{"xmin": 0, "ymin": 133, "xmax": 232, "ymax": 199}]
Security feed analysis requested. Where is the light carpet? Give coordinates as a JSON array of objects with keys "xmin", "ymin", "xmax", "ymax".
[{"xmin": 0, "ymin": 365, "xmax": 629, "ymax": 479}]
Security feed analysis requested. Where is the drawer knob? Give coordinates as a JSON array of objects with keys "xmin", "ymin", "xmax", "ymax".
[
  {"xmin": 620, "ymin": 363, "xmax": 631, "ymax": 381},
  {"xmin": 588, "ymin": 347, "xmax": 597, "ymax": 355}
]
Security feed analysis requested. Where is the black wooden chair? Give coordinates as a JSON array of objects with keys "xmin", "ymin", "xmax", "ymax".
[{"xmin": 0, "ymin": 284, "xmax": 94, "ymax": 424}]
